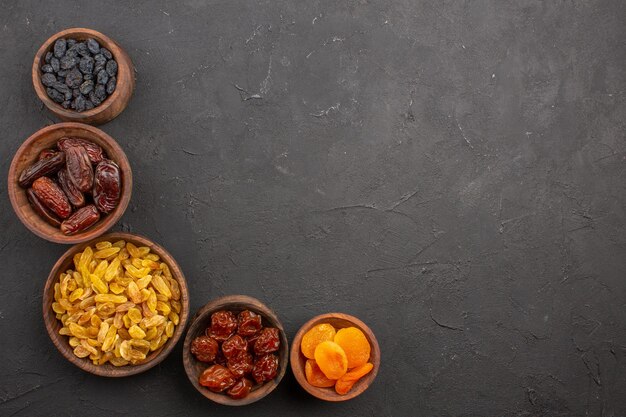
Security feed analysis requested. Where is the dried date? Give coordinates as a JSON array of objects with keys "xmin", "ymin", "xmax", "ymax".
[
  {"xmin": 93, "ymin": 159, "xmax": 121, "ymax": 213},
  {"xmin": 237, "ymin": 310, "xmax": 262, "ymax": 337},
  {"xmin": 191, "ymin": 335, "xmax": 219, "ymax": 363},
  {"xmin": 18, "ymin": 151, "xmax": 66, "ymax": 187},
  {"xmin": 31, "ymin": 177, "xmax": 72, "ymax": 219},
  {"xmin": 198, "ymin": 364, "xmax": 237, "ymax": 393},
  {"xmin": 253, "ymin": 327, "xmax": 280, "ymax": 355},
  {"xmin": 58, "ymin": 169, "xmax": 85, "ymax": 208},
  {"xmin": 60, "ymin": 205, "xmax": 100, "ymax": 235},
  {"xmin": 226, "ymin": 378, "xmax": 253, "ymax": 399},
  {"xmin": 38, "ymin": 148, "xmax": 59, "ymax": 161},
  {"xmin": 209, "ymin": 311, "xmax": 238, "ymax": 342},
  {"xmin": 26, "ymin": 188, "xmax": 61, "ymax": 227},
  {"xmin": 65, "ymin": 145, "xmax": 94, "ymax": 192},
  {"xmin": 227, "ymin": 352, "xmax": 254, "ymax": 378},
  {"xmin": 251, "ymin": 354, "xmax": 279, "ymax": 384},
  {"xmin": 57, "ymin": 137, "xmax": 105, "ymax": 164},
  {"xmin": 222, "ymin": 335, "xmax": 247, "ymax": 360}
]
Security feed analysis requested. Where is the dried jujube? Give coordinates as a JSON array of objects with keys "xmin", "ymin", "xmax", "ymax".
[
  {"xmin": 252, "ymin": 354, "xmax": 279, "ymax": 384},
  {"xmin": 199, "ymin": 364, "xmax": 237, "ymax": 392},
  {"xmin": 191, "ymin": 335, "xmax": 219, "ymax": 363},
  {"xmin": 237, "ymin": 310, "xmax": 262, "ymax": 336},
  {"xmin": 209, "ymin": 310, "xmax": 238, "ymax": 341},
  {"xmin": 254, "ymin": 327, "xmax": 280, "ymax": 355},
  {"xmin": 226, "ymin": 377, "xmax": 253, "ymax": 399},
  {"xmin": 222, "ymin": 335, "xmax": 247, "ymax": 360}
]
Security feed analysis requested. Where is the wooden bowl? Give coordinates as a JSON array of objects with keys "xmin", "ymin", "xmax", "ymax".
[
  {"xmin": 290, "ymin": 313, "xmax": 381, "ymax": 402},
  {"xmin": 8, "ymin": 122, "xmax": 132, "ymax": 244},
  {"xmin": 42, "ymin": 232, "xmax": 190, "ymax": 377},
  {"xmin": 32, "ymin": 28, "xmax": 135, "ymax": 125},
  {"xmin": 183, "ymin": 295, "xmax": 289, "ymax": 406}
]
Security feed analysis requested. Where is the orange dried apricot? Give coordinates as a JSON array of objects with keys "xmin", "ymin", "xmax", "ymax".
[
  {"xmin": 301, "ymin": 323, "xmax": 336, "ymax": 359},
  {"xmin": 335, "ymin": 362, "xmax": 374, "ymax": 395},
  {"xmin": 334, "ymin": 327, "xmax": 371, "ymax": 368},
  {"xmin": 305, "ymin": 359, "xmax": 336, "ymax": 388},
  {"xmin": 314, "ymin": 341, "xmax": 348, "ymax": 380}
]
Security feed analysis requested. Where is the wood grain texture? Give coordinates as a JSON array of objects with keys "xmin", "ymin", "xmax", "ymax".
[
  {"xmin": 42, "ymin": 232, "xmax": 190, "ymax": 377},
  {"xmin": 32, "ymin": 28, "xmax": 135, "ymax": 125},
  {"xmin": 8, "ymin": 122, "xmax": 132, "ymax": 244},
  {"xmin": 290, "ymin": 313, "xmax": 380, "ymax": 402},
  {"xmin": 182, "ymin": 295, "xmax": 289, "ymax": 406}
]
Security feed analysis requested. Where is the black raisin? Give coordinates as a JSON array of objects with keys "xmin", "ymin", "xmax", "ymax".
[
  {"xmin": 65, "ymin": 68, "xmax": 83, "ymax": 88},
  {"xmin": 41, "ymin": 73, "xmax": 57, "ymax": 87},
  {"xmin": 94, "ymin": 54, "xmax": 106, "ymax": 67},
  {"xmin": 95, "ymin": 84, "xmax": 106, "ymax": 100},
  {"xmin": 105, "ymin": 60, "xmax": 118, "ymax": 76},
  {"xmin": 106, "ymin": 76, "xmax": 116, "ymax": 95},
  {"xmin": 86, "ymin": 38, "xmax": 100, "ymax": 54},
  {"xmin": 101, "ymin": 48, "xmax": 112, "ymax": 60},
  {"xmin": 84, "ymin": 73, "xmax": 93, "ymax": 81},
  {"xmin": 57, "ymin": 69, "xmax": 69, "ymax": 77},
  {"xmin": 96, "ymin": 69, "xmax": 109, "ymax": 85},
  {"xmin": 72, "ymin": 88, "xmax": 81, "ymax": 98},
  {"xmin": 79, "ymin": 80, "xmax": 94, "ymax": 95},
  {"xmin": 41, "ymin": 64, "xmax": 54, "ymax": 73},
  {"xmin": 62, "ymin": 100, "xmax": 71, "ymax": 109},
  {"xmin": 53, "ymin": 38, "xmax": 66, "ymax": 58},
  {"xmin": 89, "ymin": 91, "xmax": 102, "ymax": 106},
  {"xmin": 85, "ymin": 99, "xmax": 94, "ymax": 110},
  {"xmin": 47, "ymin": 87, "xmax": 64, "ymax": 103},
  {"xmin": 53, "ymin": 82, "xmax": 72, "ymax": 100},
  {"xmin": 78, "ymin": 56, "xmax": 94, "ymax": 74},
  {"xmin": 60, "ymin": 55, "xmax": 77, "ymax": 70},
  {"xmin": 50, "ymin": 57, "xmax": 60, "ymax": 72},
  {"xmin": 74, "ymin": 95, "xmax": 86, "ymax": 112},
  {"xmin": 67, "ymin": 39, "xmax": 77, "ymax": 47},
  {"xmin": 75, "ymin": 42, "xmax": 89, "ymax": 57},
  {"xmin": 45, "ymin": 51, "xmax": 53, "ymax": 63},
  {"xmin": 64, "ymin": 47, "xmax": 78, "ymax": 59}
]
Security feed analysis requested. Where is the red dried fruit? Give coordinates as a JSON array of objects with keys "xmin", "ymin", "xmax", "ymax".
[
  {"xmin": 93, "ymin": 159, "xmax": 121, "ymax": 213},
  {"xmin": 251, "ymin": 354, "xmax": 279, "ymax": 384},
  {"xmin": 60, "ymin": 205, "xmax": 100, "ymax": 235},
  {"xmin": 58, "ymin": 168, "xmax": 85, "ymax": 208},
  {"xmin": 31, "ymin": 177, "xmax": 72, "ymax": 219},
  {"xmin": 222, "ymin": 335, "xmax": 247, "ymax": 360},
  {"xmin": 65, "ymin": 145, "xmax": 94, "ymax": 193},
  {"xmin": 198, "ymin": 364, "xmax": 237, "ymax": 392},
  {"xmin": 227, "ymin": 352, "xmax": 254, "ymax": 377},
  {"xmin": 208, "ymin": 310, "xmax": 237, "ymax": 342},
  {"xmin": 58, "ymin": 137, "xmax": 105, "ymax": 164},
  {"xmin": 254, "ymin": 327, "xmax": 280, "ymax": 355},
  {"xmin": 18, "ymin": 151, "xmax": 66, "ymax": 187},
  {"xmin": 226, "ymin": 377, "xmax": 253, "ymax": 399},
  {"xmin": 237, "ymin": 310, "xmax": 262, "ymax": 337},
  {"xmin": 26, "ymin": 188, "xmax": 61, "ymax": 227},
  {"xmin": 246, "ymin": 331, "xmax": 261, "ymax": 351},
  {"xmin": 191, "ymin": 335, "xmax": 219, "ymax": 363},
  {"xmin": 38, "ymin": 148, "xmax": 59, "ymax": 161}
]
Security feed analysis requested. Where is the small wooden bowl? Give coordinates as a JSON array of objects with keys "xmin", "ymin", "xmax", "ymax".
[
  {"xmin": 32, "ymin": 28, "xmax": 135, "ymax": 125},
  {"xmin": 183, "ymin": 295, "xmax": 289, "ymax": 406},
  {"xmin": 42, "ymin": 232, "xmax": 190, "ymax": 377},
  {"xmin": 8, "ymin": 122, "xmax": 132, "ymax": 244},
  {"xmin": 290, "ymin": 313, "xmax": 381, "ymax": 402}
]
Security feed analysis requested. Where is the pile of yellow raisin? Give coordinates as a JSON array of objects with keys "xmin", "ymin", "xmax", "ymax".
[
  {"xmin": 52, "ymin": 239, "xmax": 182, "ymax": 366},
  {"xmin": 301, "ymin": 323, "xmax": 373, "ymax": 395}
]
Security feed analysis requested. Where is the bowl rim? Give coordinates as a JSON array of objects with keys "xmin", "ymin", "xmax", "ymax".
[
  {"xmin": 289, "ymin": 312, "xmax": 381, "ymax": 402},
  {"xmin": 7, "ymin": 122, "xmax": 132, "ymax": 244},
  {"xmin": 32, "ymin": 27, "xmax": 130, "ymax": 119},
  {"xmin": 182, "ymin": 294, "xmax": 289, "ymax": 406},
  {"xmin": 42, "ymin": 232, "xmax": 190, "ymax": 377}
]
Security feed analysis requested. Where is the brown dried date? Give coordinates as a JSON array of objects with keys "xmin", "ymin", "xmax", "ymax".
[
  {"xmin": 251, "ymin": 354, "xmax": 279, "ymax": 384},
  {"xmin": 58, "ymin": 169, "xmax": 85, "ymax": 208},
  {"xmin": 253, "ymin": 327, "xmax": 280, "ymax": 355},
  {"xmin": 237, "ymin": 310, "xmax": 262, "ymax": 337},
  {"xmin": 58, "ymin": 137, "xmax": 105, "ymax": 164},
  {"xmin": 26, "ymin": 188, "xmax": 61, "ymax": 227},
  {"xmin": 93, "ymin": 159, "xmax": 121, "ymax": 213},
  {"xmin": 222, "ymin": 335, "xmax": 247, "ymax": 360},
  {"xmin": 31, "ymin": 177, "xmax": 72, "ymax": 219},
  {"xmin": 191, "ymin": 335, "xmax": 219, "ymax": 363},
  {"xmin": 38, "ymin": 148, "xmax": 59, "ymax": 161},
  {"xmin": 60, "ymin": 205, "xmax": 100, "ymax": 235},
  {"xmin": 65, "ymin": 146, "xmax": 93, "ymax": 192},
  {"xmin": 198, "ymin": 364, "xmax": 237, "ymax": 392},
  {"xmin": 208, "ymin": 311, "xmax": 238, "ymax": 342},
  {"xmin": 18, "ymin": 151, "xmax": 66, "ymax": 187},
  {"xmin": 227, "ymin": 352, "xmax": 254, "ymax": 377},
  {"xmin": 226, "ymin": 377, "xmax": 253, "ymax": 399}
]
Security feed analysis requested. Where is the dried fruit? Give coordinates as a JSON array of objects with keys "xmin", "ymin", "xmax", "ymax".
[
  {"xmin": 314, "ymin": 341, "xmax": 348, "ymax": 380},
  {"xmin": 65, "ymin": 145, "xmax": 94, "ymax": 192},
  {"xmin": 209, "ymin": 311, "xmax": 238, "ymax": 341},
  {"xmin": 18, "ymin": 151, "xmax": 66, "ymax": 187},
  {"xmin": 226, "ymin": 377, "xmax": 253, "ymax": 399},
  {"xmin": 61, "ymin": 205, "xmax": 100, "ymax": 235},
  {"xmin": 253, "ymin": 327, "xmax": 280, "ymax": 355},
  {"xmin": 252, "ymin": 354, "xmax": 279, "ymax": 384},
  {"xmin": 53, "ymin": 38, "xmax": 66, "ymax": 58},
  {"xmin": 334, "ymin": 362, "xmax": 374, "ymax": 395},
  {"xmin": 301, "ymin": 323, "xmax": 336, "ymax": 359},
  {"xmin": 222, "ymin": 335, "xmax": 247, "ymax": 360},
  {"xmin": 32, "ymin": 176, "xmax": 72, "ymax": 219},
  {"xmin": 38, "ymin": 148, "xmax": 59, "ymax": 161},
  {"xmin": 58, "ymin": 168, "xmax": 85, "ymax": 208},
  {"xmin": 26, "ymin": 188, "xmax": 61, "ymax": 227},
  {"xmin": 91, "ymin": 159, "xmax": 121, "ymax": 213},
  {"xmin": 237, "ymin": 310, "xmax": 262, "ymax": 337},
  {"xmin": 334, "ymin": 327, "xmax": 371, "ymax": 369},
  {"xmin": 191, "ymin": 335, "xmax": 219, "ymax": 363},
  {"xmin": 305, "ymin": 359, "xmax": 336, "ymax": 388},
  {"xmin": 227, "ymin": 352, "xmax": 254, "ymax": 377},
  {"xmin": 199, "ymin": 364, "xmax": 237, "ymax": 392}
]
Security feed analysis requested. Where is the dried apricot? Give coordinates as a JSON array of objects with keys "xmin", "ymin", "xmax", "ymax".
[
  {"xmin": 334, "ymin": 327, "xmax": 371, "ymax": 368},
  {"xmin": 301, "ymin": 323, "xmax": 336, "ymax": 359},
  {"xmin": 305, "ymin": 359, "xmax": 336, "ymax": 387},
  {"xmin": 314, "ymin": 341, "xmax": 348, "ymax": 380},
  {"xmin": 335, "ymin": 362, "xmax": 374, "ymax": 395}
]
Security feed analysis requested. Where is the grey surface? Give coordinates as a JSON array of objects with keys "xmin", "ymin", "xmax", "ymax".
[{"xmin": 1, "ymin": 1, "xmax": 625, "ymax": 416}]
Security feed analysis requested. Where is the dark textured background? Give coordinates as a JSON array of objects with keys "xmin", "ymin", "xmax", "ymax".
[{"xmin": 1, "ymin": 1, "xmax": 625, "ymax": 416}]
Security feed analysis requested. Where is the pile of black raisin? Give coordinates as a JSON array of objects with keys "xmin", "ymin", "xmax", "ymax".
[{"xmin": 41, "ymin": 38, "xmax": 118, "ymax": 112}]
